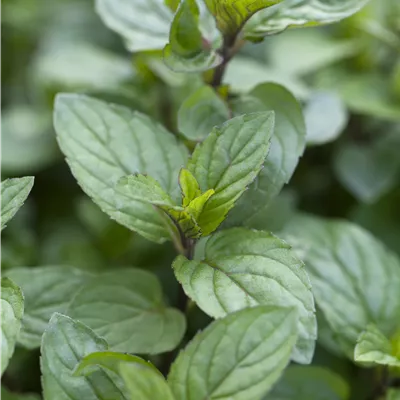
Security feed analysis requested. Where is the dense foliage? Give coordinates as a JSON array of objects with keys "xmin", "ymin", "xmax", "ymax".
[{"xmin": 2, "ymin": 0, "xmax": 400, "ymax": 399}]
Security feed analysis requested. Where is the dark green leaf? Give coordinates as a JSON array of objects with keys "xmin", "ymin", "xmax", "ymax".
[{"xmin": 173, "ymin": 228, "xmax": 316, "ymax": 364}]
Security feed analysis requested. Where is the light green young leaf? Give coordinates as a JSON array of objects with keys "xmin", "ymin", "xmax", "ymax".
[
  {"xmin": 205, "ymin": 0, "xmax": 281, "ymax": 38},
  {"xmin": 266, "ymin": 366, "xmax": 350, "ymax": 400},
  {"xmin": 180, "ymin": 168, "xmax": 201, "ymax": 207},
  {"xmin": 121, "ymin": 363, "xmax": 175, "ymax": 400},
  {"xmin": 168, "ymin": 306, "xmax": 298, "ymax": 400},
  {"xmin": 188, "ymin": 112, "xmax": 275, "ymax": 236},
  {"xmin": 1, "ymin": 278, "xmax": 24, "ymax": 375},
  {"xmin": 116, "ymin": 174, "xmax": 179, "ymax": 208},
  {"xmin": 74, "ymin": 351, "xmax": 158, "ymax": 377},
  {"xmin": 54, "ymin": 94, "xmax": 188, "ymax": 243},
  {"xmin": 245, "ymin": 0, "xmax": 371, "ymax": 39},
  {"xmin": 96, "ymin": 0, "xmax": 173, "ymax": 52},
  {"xmin": 6, "ymin": 266, "xmax": 90, "ymax": 349},
  {"xmin": 177, "ymin": 86, "xmax": 230, "ymax": 141},
  {"xmin": 164, "ymin": 0, "xmax": 222, "ymax": 72},
  {"xmin": 41, "ymin": 313, "xmax": 126, "ymax": 400},
  {"xmin": 173, "ymin": 228, "xmax": 316, "ymax": 364},
  {"xmin": 305, "ymin": 92, "xmax": 348, "ymax": 146},
  {"xmin": 354, "ymin": 324, "xmax": 400, "ymax": 367},
  {"xmin": 1, "ymin": 387, "xmax": 40, "ymax": 400},
  {"xmin": 1, "ymin": 177, "xmax": 34, "ymax": 230},
  {"xmin": 67, "ymin": 269, "xmax": 186, "ymax": 354},
  {"xmin": 185, "ymin": 189, "xmax": 215, "ymax": 220},
  {"xmin": 224, "ymin": 83, "xmax": 306, "ymax": 229},
  {"xmin": 281, "ymin": 214, "xmax": 400, "ymax": 357}
]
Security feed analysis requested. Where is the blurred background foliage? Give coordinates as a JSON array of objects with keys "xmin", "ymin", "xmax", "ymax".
[{"xmin": 1, "ymin": 0, "xmax": 400, "ymax": 398}]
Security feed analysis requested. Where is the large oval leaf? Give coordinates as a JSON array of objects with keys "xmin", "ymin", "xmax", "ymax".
[
  {"xmin": 281, "ymin": 214, "xmax": 400, "ymax": 357},
  {"xmin": 173, "ymin": 228, "xmax": 316, "ymax": 364},
  {"xmin": 67, "ymin": 269, "xmax": 186, "ymax": 354},
  {"xmin": 54, "ymin": 94, "xmax": 188, "ymax": 243},
  {"xmin": 6, "ymin": 266, "xmax": 90, "ymax": 349},
  {"xmin": 169, "ymin": 306, "xmax": 298, "ymax": 400}
]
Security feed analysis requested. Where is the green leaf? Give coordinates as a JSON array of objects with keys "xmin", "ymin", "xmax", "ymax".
[
  {"xmin": 67, "ymin": 269, "xmax": 186, "ymax": 354},
  {"xmin": 334, "ymin": 134, "xmax": 400, "ymax": 203},
  {"xmin": 54, "ymin": 93, "xmax": 188, "ymax": 243},
  {"xmin": 1, "ymin": 177, "xmax": 34, "ymax": 230},
  {"xmin": 188, "ymin": 112, "xmax": 275, "ymax": 236},
  {"xmin": 41, "ymin": 313, "xmax": 126, "ymax": 400},
  {"xmin": 266, "ymin": 365, "xmax": 349, "ymax": 400},
  {"xmin": 205, "ymin": 0, "xmax": 281, "ymax": 38},
  {"xmin": 1, "ymin": 387, "xmax": 40, "ymax": 400},
  {"xmin": 305, "ymin": 92, "xmax": 348, "ymax": 146},
  {"xmin": 245, "ymin": 0, "xmax": 371, "ymax": 39},
  {"xmin": 1, "ymin": 278, "xmax": 24, "ymax": 375},
  {"xmin": 121, "ymin": 363, "xmax": 175, "ymax": 400},
  {"xmin": 270, "ymin": 365, "xmax": 350, "ymax": 400},
  {"xmin": 177, "ymin": 86, "xmax": 230, "ymax": 141},
  {"xmin": 224, "ymin": 83, "xmax": 306, "ymax": 229},
  {"xmin": 74, "ymin": 351, "xmax": 158, "ymax": 377},
  {"xmin": 116, "ymin": 174, "xmax": 179, "ymax": 208},
  {"xmin": 387, "ymin": 389, "xmax": 400, "ymax": 400},
  {"xmin": 354, "ymin": 324, "xmax": 400, "ymax": 367},
  {"xmin": 281, "ymin": 214, "xmax": 400, "ymax": 357},
  {"xmin": 95, "ymin": 0, "xmax": 173, "ymax": 52},
  {"xmin": 6, "ymin": 266, "xmax": 90, "ymax": 349},
  {"xmin": 180, "ymin": 168, "xmax": 201, "ymax": 207},
  {"xmin": 173, "ymin": 228, "xmax": 316, "ymax": 364},
  {"xmin": 168, "ymin": 306, "xmax": 298, "ymax": 400},
  {"xmin": 164, "ymin": 0, "xmax": 222, "ymax": 72}
]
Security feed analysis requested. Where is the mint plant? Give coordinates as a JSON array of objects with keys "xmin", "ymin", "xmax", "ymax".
[{"xmin": 2, "ymin": 0, "xmax": 400, "ymax": 399}]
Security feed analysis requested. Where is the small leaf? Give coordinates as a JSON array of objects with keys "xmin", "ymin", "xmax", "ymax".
[
  {"xmin": 164, "ymin": 0, "xmax": 222, "ymax": 72},
  {"xmin": 121, "ymin": 363, "xmax": 175, "ymax": 400},
  {"xmin": 305, "ymin": 91, "xmax": 348, "ymax": 146},
  {"xmin": 67, "ymin": 269, "xmax": 186, "ymax": 354},
  {"xmin": 354, "ymin": 324, "xmax": 400, "ymax": 367},
  {"xmin": 41, "ymin": 313, "xmax": 127, "ymax": 400},
  {"xmin": 177, "ymin": 86, "xmax": 230, "ymax": 141},
  {"xmin": 96, "ymin": 0, "xmax": 173, "ymax": 52},
  {"xmin": 1, "ymin": 177, "xmax": 34, "ymax": 230},
  {"xmin": 245, "ymin": 0, "xmax": 371, "ymax": 39},
  {"xmin": 168, "ymin": 306, "xmax": 298, "ymax": 400},
  {"xmin": 188, "ymin": 112, "xmax": 275, "ymax": 236},
  {"xmin": 6, "ymin": 266, "xmax": 90, "ymax": 349},
  {"xmin": 266, "ymin": 365, "xmax": 350, "ymax": 400},
  {"xmin": 54, "ymin": 94, "xmax": 188, "ymax": 243},
  {"xmin": 179, "ymin": 168, "xmax": 201, "ymax": 207},
  {"xmin": 205, "ymin": 0, "xmax": 281, "ymax": 38},
  {"xmin": 224, "ymin": 83, "xmax": 306, "ymax": 229},
  {"xmin": 74, "ymin": 351, "xmax": 158, "ymax": 377},
  {"xmin": 1, "ymin": 278, "xmax": 24, "ymax": 375},
  {"xmin": 281, "ymin": 214, "xmax": 400, "ymax": 357},
  {"xmin": 173, "ymin": 228, "xmax": 316, "ymax": 364}
]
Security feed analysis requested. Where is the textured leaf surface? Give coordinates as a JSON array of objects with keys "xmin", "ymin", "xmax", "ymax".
[
  {"xmin": 354, "ymin": 324, "xmax": 400, "ymax": 367},
  {"xmin": 96, "ymin": 0, "xmax": 173, "ymax": 52},
  {"xmin": 188, "ymin": 112, "xmax": 275, "ymax": 235},
  {"xmin": 54, "ymin": 94, "xmax": 188, "ymax": 243},
  {"xmin": 41, "ymin": 313, "xmax": 126, "ymax": 400},
  {"xmin": 281, "ymin": 214, "xmax": 400, "ymax": 357},
  {"xmin": 168, "ymin": 306, "xmax": 298, "ymax": 400},
  {"xmin": 6, "ymin": 266, "xmax": 90, "ymax": 349},
  {"xmin": 245, "ymin": 0, "xmax": 371, "ymax": 39},
  {"xmin": 1, "ymin": 177, "xmax": 34, "ymax": 230},
  {"xmin": 1, "ymin": 278, "xmax": 24, "ymax": 375},
  {"xmin": 266, "ymin": 366, "xmax": 349, "ymax": 399},
  {"xmin": 178, "ymin": 86, "xmax": 230, "ymax": 141},
  {"xmin": 173, "ymin": 228, "xmax": 316, "ymax": 364},
  {"xmin": 225, "ymin": 83, "xmax": 306, "ymax": 228},
  {"xmin": 164, "ymin": 0, "xmax": 222, "ymax": 72},
  {"xmin": 67, "ymin": 269, "xmax": 186, "ymax": 354},
  {"xmin": 121, "ymin": 363, "xmax": 175, "ymax": 400}
]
